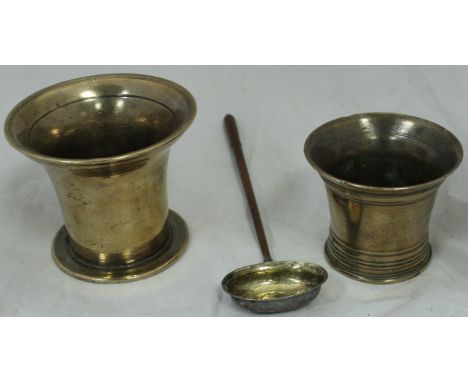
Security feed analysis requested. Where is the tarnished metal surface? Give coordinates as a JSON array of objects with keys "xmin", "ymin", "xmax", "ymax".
[
  {"xmin": 305, "ymin": 112, "xmax": 463, "ymax": 284},
  {"xmin": 222, "ymin": 261, "xmax": 328, "ymax": 314},
  {"xmin": 5, "ymin": 74, "xmax": 196, "ymax": 283}
]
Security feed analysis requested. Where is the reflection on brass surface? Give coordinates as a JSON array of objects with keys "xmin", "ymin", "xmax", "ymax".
[
  {"xmin": 222, "ymin": 261, "xmax": 328, "ymax": 314},
  {"xmin": 305, "ymin": 113, "xmax": 463, "ymax": 284},
  {"xmin": 5, "ymin": 74, "xmax": 196, "ymax": 283}
]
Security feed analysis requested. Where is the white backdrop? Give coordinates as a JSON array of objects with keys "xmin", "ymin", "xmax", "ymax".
[{"xmin": 0, "ymin": 66, "xmax": 467, "ymax": 316}]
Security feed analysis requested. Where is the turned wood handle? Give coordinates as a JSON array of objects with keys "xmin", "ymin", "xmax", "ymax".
[{"xmin": 224, "ymin": 114, "xmax": 273, "ymax": 263}]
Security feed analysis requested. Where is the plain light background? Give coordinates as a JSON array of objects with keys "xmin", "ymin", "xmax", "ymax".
[{"xmin": 0, "ymin": 66, "xmax": 467, "ymax": 316}]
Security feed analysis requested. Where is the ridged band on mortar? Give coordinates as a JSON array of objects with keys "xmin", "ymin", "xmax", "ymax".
[{"xmin": 325, "ymin": 230, "xmax": 432, "ymax": 284}]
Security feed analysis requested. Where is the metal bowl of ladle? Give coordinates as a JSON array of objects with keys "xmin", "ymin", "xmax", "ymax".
[{"xmin": 221, "ymin": 114, "xmax": 328, "ymax": 314}]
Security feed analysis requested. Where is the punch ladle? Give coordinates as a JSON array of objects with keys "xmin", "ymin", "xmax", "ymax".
[{"xmin": 221, "ymin": 114, "xmax": 328, "ymax": 314}]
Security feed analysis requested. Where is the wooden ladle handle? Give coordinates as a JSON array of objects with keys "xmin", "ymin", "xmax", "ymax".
[{"xmin": 224, "ymin": 114, "xmax": 273, "ymax": 263}]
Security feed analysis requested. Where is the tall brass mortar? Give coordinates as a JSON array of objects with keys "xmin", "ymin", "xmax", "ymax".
[
  {"xmin": 304, "ymin": 113, "xmax": 463, "ymax": 284},
  {"xmin": 5, "ymin": 74, "xmax": 196, "ymax": 283}
]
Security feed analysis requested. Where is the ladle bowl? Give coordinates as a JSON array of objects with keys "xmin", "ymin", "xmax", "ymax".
[{"xmin": 222, "ymin": 261, "xmax": 328, "ymax": 314}]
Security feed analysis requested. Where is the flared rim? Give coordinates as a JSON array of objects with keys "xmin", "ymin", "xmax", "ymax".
[
  {"xmin": 304, "ymin": 112, "xmax": 464, "ymax": 193},
  {"xmin": 4, "ymin": 73, "xmax": 197, "ymax": 166}
]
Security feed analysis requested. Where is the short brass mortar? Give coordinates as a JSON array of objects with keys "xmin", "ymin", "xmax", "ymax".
[
  {"xmin": 304, "ymin": 113, "xmax": 463, "ymax": 284},
  {"xmin": 5, "ymin": 74, "xmax": 196, "ymax": 283}
]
